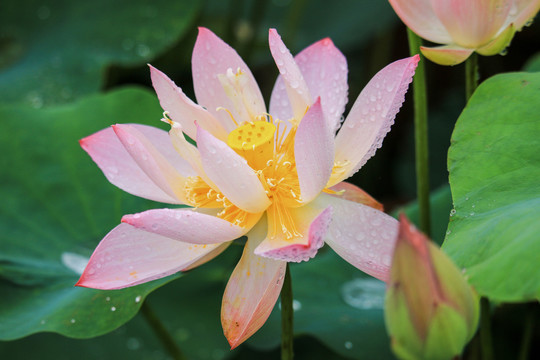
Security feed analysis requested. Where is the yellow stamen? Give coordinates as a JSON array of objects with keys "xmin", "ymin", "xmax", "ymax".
[{"xmin": 184, "ymin": 176, "xmax": 221, "ymax": 208}]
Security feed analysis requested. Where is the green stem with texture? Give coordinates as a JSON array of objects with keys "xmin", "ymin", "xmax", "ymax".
[
  {"xmin": 480, "ymin": 297, "xmax": 494, "ymax": 360},
  {"xmin": 141, "ymin": 301, "xmax": 187, "ymax": 360},
  {"xmin": 407, "ymin": 29, "xmax": 431, "ymax": 236},
  {"xmin": 465, "ymin": 53, "xmax": 479, "ymax": 100},
  {"xmin": 281, "ymin": 264, "xmax": 294, "ymax": 360}
]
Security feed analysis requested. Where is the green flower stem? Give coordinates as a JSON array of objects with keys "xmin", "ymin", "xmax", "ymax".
[
  {"xmin": 281, "ymin": 263, "xmax": 294, "ymax": 360},
  {"xmin": 407, "ymin": 29, "xmax": 431, "ymax": 236},
  {"xmin": 465, "ymin": 53, "xmax": 479, "ymax": 100},
  {"xmin": 141, "ymin": 301, "xmax": 187, "ymax": 360},
  {"xmin": 480, "ymin": 297, "xmax": 494, "ymax": 360}
]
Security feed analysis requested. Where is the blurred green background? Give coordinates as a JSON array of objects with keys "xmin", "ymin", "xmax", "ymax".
[{"xmin": 1, "ymin": 0, "xmax": 539, "ymax": 359}]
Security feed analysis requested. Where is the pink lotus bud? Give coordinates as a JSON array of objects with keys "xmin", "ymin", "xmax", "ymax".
[{"xmin": 385, "ymin": 215, "xmax": 479, "ymax": 359}]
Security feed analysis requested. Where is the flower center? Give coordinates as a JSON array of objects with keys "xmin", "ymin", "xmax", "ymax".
[
  {"xmin": 227, "ymin": 120, "xmax": 276, "ymax": 170},
  {"xmin": 226, "ymin": 120, "xmax": 303, "ymax": 240}
]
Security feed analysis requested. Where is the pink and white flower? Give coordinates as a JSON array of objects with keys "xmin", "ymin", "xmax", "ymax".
[
  {"xmin": 389, "ymin": 0, "xmax": 540, "ymax": 65},
  {"xmin": 76, "ymin": 27, "xmax": 418, "ymax": 348}
]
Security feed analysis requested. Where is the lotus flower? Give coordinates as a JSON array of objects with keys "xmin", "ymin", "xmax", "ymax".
[
  {"xmin": 76, "ymin": 27, "xmax": 419, "ymax": 348},
  {"xmin": 389, "ymin": 0, "xmax": 540, "ymax": 65},
  {"xmin": 385, "ymin": 215, "xmax": 479, "ymax": 360}
]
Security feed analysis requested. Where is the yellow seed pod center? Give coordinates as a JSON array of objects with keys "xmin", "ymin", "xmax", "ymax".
[{"xmin": 227, "ymin": 121, "xmax": 276, "ymax": 170}]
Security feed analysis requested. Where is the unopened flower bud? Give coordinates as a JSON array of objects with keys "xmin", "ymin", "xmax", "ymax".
[{"xmin": 385, "ymin": 215, "xmax": 479, "ymax": 360}]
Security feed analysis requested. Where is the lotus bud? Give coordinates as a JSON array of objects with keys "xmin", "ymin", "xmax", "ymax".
[{"xmin": 385, "ymin": 214, "xmax": 479, "ymax": 360}]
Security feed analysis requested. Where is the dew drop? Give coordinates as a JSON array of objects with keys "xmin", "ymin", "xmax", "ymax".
[
  {"xmin": 40, "ymin": 320, "xmax": 46, "ymax": 325},
  {"xmin": 26, "ymin": 92, "xmax": 44, "ymax": 109},
  {"xmin": 344, "ymin": 341, "xmax": 353, "ymax": 350},
  {"xmin": 61, "ymin": 252, "xmax": 89, "ymax": 275},
  {"xmin": 151, "ymin": 223, "xmax": 159, "ymax": 231},
  {"xmin": 135, "ymin": 295, "xmax": 142, "ymax": 303},
  {"xmin": 106, "ymin": 296, "xmax": 111, "ymax": 302},
  {"xmin": 136, "ymin": 44, "xmax": 151, "ymax": 58},
  {"xmin": 450, "ymin": 209, "xmax": 456, "ymax": 216},
  {"xmin": 111, "ymin": 306, "xmax": 117, "ymax": 312},
  {"xmin": 126, "ymin": 337, "xmax": 141, "ymax": 350},
  {"xmin": 341, "ymin": 278, "xmax": 385, "ymax": 309}
]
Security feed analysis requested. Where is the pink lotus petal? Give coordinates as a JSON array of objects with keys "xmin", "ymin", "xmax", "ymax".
[
  {"xmin": 221, "ymin": 220, "xmax": 286, "ymax": 349},
  {"xmin": 192, "ymin": 27, "xmax": 266, "ymax": 130},
  {"xmin": 149, "ymin": 65, "xmax": 228, "ymax": 141},
  {"xmin": 332, "ymin": 55, "xmax": 419, "ymax": 186},
  {"xmin": 183, "ymin": 242, "xmax": 231, "ymax": 271},
  {"xmin": 511, "ymin": 0, "xmax": 540, "ymax": 30},
  {"xmin": 432, "ymin": 0, "xmax": 511, "ymax": 48},
  {"xmin": 80, "ymin": 125, "xmax": 193, "ymax": 204},
  {"xmin": 113, "ymin": 124, "xmax": 189, "ymax": 203},
  {"xmin": 388, "ymin": 0, "xmax": 452, "ymax": 44},
  {"xmin": 295, "ymin": 98, "xmax": 334, "ymax": 204},
  {"xmin": 268, "ymin": 29, "xmax": 311, "ymax": 123},
  {"xmin": 76, "ymin": 223, "xmax": 225, "ymax": 290},
  {"xmin": 476, "ymin": 24, "xmax": 516, "ymax": 56},
  {"xmin": 420, "ymin": 45, "xmax": 474, "ymax": 66},
  {"xmin": 166, "ymin": 120, "xmax": 217, "ymax": 189},
  {"xmin": 293, "ymin": 37, "xmax": 348, "ymax": 131},
  {"xmin": 196, "ymin": 124, "xmax": 271, "ymax": 213},
  {"xmin": 254, "ymin": 206, "xmax": 332, "ymax": 262},
  {"xmin": 122, "ymin": 208, "xmax": 246, "ymax": 244},
  {"xmin": 319, "ymin": 193, "xmax": 398, "ymax": 282}
]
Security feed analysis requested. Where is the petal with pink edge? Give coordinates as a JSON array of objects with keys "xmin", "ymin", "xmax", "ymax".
[
  {"xmin": 221, "ymin": 219, "xmax": 286, "ymax": 349},
  {"xmin": 318, "ymin": 193, "xmax": 398, "ymax": 282},
  {"xmin": 149, "ymin": 65, "xmax": 228, "ymax": 141},
  {"xmin": 192, "ymin": 27, "xmax": 266, "ymax": 131},
  {"xmin": 431, "ymin": 0, "xmax": 510, "ymax": 48},
  {"xmin": 76, "ymin": 223, "xmax": 226, "ymax": 290},
  {"xmin": 388, "ymin": 0, "xmax": 452, "ymax": 44},
  {"xmin": 122, "ymin": 208, "xmax": 246, "ymax": 244},
  {"xmin": 197, "ymin": 125, "xmax": 271, "ymax": 213},
  {"xmin": 113, "ymin": 124, "xmax": 189, "ymax": 203},
  {"xmin": 254, "ymin": 205, "xmax": 332, "ymax": 262},
  {"xmin": 80, "ymin": 124, "xmax": 193, "ymax": 204},
  {"xmin": 271, "ymin": 37, "xmax": 348, "ymax": 132},
  {"xmin": 295, "ymin": 98, "xmax": 334, "ymax": 204},
  {"xmin": 420, "ymin": 45, "xmax": 473, "ymax": 66},
  {"xmin": 268, "ymin": 28, "xmax": 311, "ymax": 123},
  {"xmin": 332, "ymin": 55, "xmax": 419, "ymax": 186}
]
